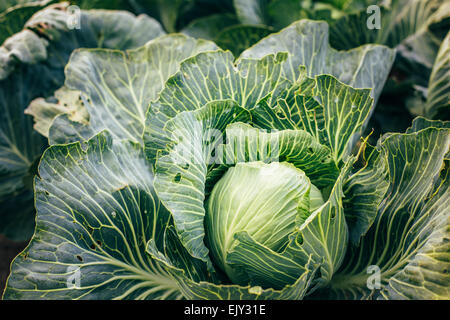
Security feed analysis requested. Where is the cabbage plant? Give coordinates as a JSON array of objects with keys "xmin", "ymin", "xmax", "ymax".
[{"xmin": 2, "ymin": 18, "xmax": 449, "ymax": 300}]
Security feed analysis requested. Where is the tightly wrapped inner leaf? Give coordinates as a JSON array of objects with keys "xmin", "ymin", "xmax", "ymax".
[{"xmin": 205, "ymin": 161, "xmax": 324, "ymax": 286}]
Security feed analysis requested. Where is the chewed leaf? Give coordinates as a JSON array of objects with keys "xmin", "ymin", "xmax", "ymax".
[{"xmin": 25, "ymin": 87, "xmax": 89, "ymax": 138}]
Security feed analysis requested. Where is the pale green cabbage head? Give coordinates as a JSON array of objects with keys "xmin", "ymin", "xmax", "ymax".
[{"xmin": 206, "ymin": 161, "xmax": 324, "ymax": 286}]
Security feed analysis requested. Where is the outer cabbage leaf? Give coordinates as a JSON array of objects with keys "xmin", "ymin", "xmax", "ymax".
[
  {"xmin": 48, "ymin": 114, "xmax": 96, "ymax": 146},
  {"xmin": 342, "ymin": 145, "xmax": 389, "ymax": 245},
  {"xmin": 406, "ymin": 116, "xmax": 450, "ymax": 133},
  {"xmin": 3, "ymin": 131, "xmax": 182, "ymax": 300},
  {"xmin": 316, "ymin": 118, "xmax": 450, "ymax": 299},
  {"xmin": 0, "ymin": 29, "xmax": 47, "ymax": 79},
  {"xmin": 334, "ymin": 1, "xmax": 450, "ymax": 128},
  {"xmin": 182, "ymin": 12, "xmax": 272, "ymax": 57},
  {"xmin": 240, "ymin": 19, "xmax": 395, "ymax": 103}
]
